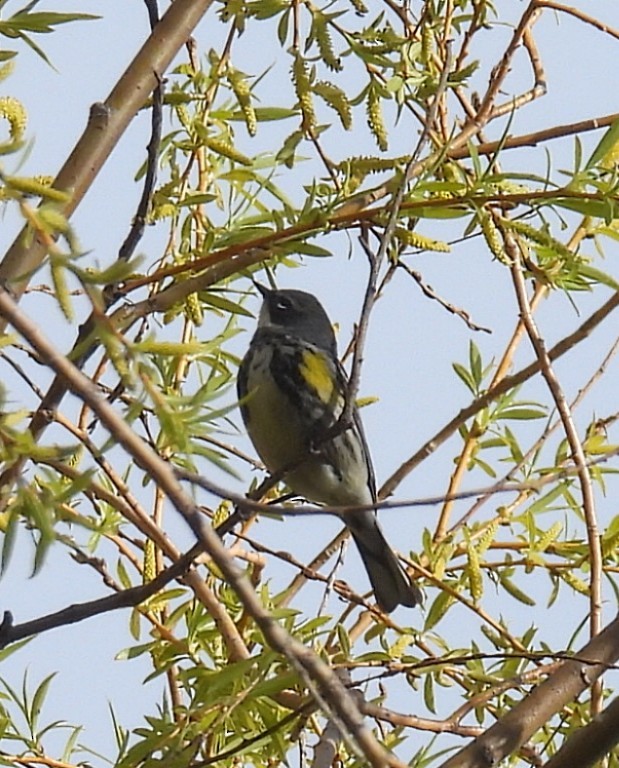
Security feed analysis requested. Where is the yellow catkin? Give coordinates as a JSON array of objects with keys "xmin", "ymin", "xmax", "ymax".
[
  {"xmin": 313, "ymin": 12, "xmax": 342, "ymax": 72},
  {"xmin": 559, "ymin": 570, "xmax": 590, "ymax": 595},
  {"xmin": 292, "ymin": 53, "xmax": 316, "ymax": 132},
  {"xmin": 475, "ymin": 519, "xmax": 500, "ymax": 555},
  {"xmin": 421, "ymin": 23, "xmax": 435, "ymax": 62},
  {"xmin": 143, "ymin": 538, "xmax": 157, "ymax": 583},
  {"xmin": 393, "ymin": 226, "xmax": 451, "ymax": 253},
  {"xmin": 185, "ymin": 292, "xmax": 204, "ymax": 325},
  {"xmin": 502, "ymin": 217, "xmax": 574, "ymax": 262},
  {"xmin": 175, "ymin": 102, "xmax": 192, "ymax": 132},
  {"xmin": 0, "ymin": 96, "xmax": 27, "ymax": 141},
  {"xmin": 213, "ymin": 500, "xmax": 232, "ymax": 528},
  {"xmin": 204, "ymin": 137, "xmax": 252, "ymax": 166},
  {"xmin": 314, "ymin": 81, "xmax": 352, "ymax": 130},
  {"xmin": 467, "ymin": 544, "xmax": 483, "ymax": 601},
  {"xmin": 5, "ymin": 175, "xmax": 68, "ymax": 202},
  {"xmin": 366, "ymin": 86, "xmax": 388, "ymax": 151},
  {"xmin": 535, "ymin": 521, "xmax": 563, "ymax": 553},
  {"xmin": 228, "ymin": 69, "xmax": 257, "ymax": 136},
  {"xmin": 479, "ymin": 211, "xmax": 508, "ymax": 263}
]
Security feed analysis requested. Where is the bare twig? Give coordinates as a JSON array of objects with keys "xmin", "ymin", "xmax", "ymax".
[
  {"xmin": 113, "ymin": 0, "xmax": 162, "ymax": 272},
  {"xmin": 397, "ymin": 261, "xmax": 492, "ymax": 333},
  {"xmin": 502, "ymin": 223, "xmax": 603, "ymax": 713},
  {"xmin": 343, "ymin": 41, "xmax": 453, "ymax": 425},
  {"xmin": 0, "ymin": 543, "xmax": 202, "ymax": 649},
  {"xmin": 174, "ymin": 444, "xmax": 619, "ymax": 521},
  {"xmin": 535, "ymin": 1, "xmax": 619, "ymax": 41}
]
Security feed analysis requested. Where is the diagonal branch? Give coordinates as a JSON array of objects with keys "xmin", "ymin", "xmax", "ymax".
[
  {"xmin": 380, "ymin": 287, "xmax": 619, "ymax": 499},
  {"xmin": 502, "ymin": 222, "xmax": 603, "ymax": 711},
  {"xmin": 0, "ymin": 543, "xmax": 202, "ymax": 650},
  {"xmin": 0, "ymin": 0, "xmax": 215, "ymax": 318}
]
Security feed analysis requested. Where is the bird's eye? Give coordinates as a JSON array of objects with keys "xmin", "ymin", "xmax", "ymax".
[{"xmin": 275, "ymin": 297, "xmax": 293, "ymax": 312}]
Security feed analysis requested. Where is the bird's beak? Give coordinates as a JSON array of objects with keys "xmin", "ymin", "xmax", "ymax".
[{"xmin": 252, "ymin": 281, "xmax": 271, "ymax": 299}]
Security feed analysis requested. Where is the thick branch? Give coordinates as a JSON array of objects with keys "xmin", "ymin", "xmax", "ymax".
[{"xmin": 542, "ymin": 694, "xmax": 619, "ymax": 768}]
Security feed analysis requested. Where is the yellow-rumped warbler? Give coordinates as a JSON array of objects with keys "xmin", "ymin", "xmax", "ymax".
[{"xmin": 237, "ymin": 283, "xmax": 421, "ymax": 612}]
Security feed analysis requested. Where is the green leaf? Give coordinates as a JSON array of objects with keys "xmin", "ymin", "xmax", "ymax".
[
  {"xmin": 412, "ymin": 204, "xmax": 469, "ymax": 219},
  {"xmin": 0, "ymin": 636, "xmax": 32, "ymax": 661},
  {"xmin": 500, "ymin": 575, "xmax": 536, "ymax": 606},
  {"xmin": 129, "ymin": 608, "xmax": 141, "ymax": 641},
  {"xmin": 116, "ymin": 641, "xmax": 156, "ymax": 660},
  {"xmin": 586, "ymin": 119, "xmax": 619, "ymax": 169},
  {"xmin": 1, "ymin": 11, "xmax": 99, "ymax": 34},
  {"xmin": 424, "ymin": 589, "xmax": 456, "ymax": 631},
  {"xmin": 526, "ymin": 483, "xmax": 568, "ymax": 515},
  {"xmin": 177, "ymin": 193, "xmax": 218, "ymax": 207},
  {"xmin": 555, "ymin": 197, "xmax": 619, "ymax": 222},
  {"xmin": 577, "ymin": 264, "xmax": 619, "ymax": 291},
  {"xmin": 496, "ymin": 407, "xmax": 546, "ymax": 420},
  {"xmin": 452, "ymin": 362, "xmax": 477, "ymax": 394},
  {"xmin": 30, "ymin": 673, "xmax": 56, "ymax": 731},
  {"xmin": 199, "ymin": 292, "xmax": 254, "ymax": 317},
  {"xmin": 469, "ymin": 340, "xmax": 482, "ymax": 388},
  {"xmin": 1, "ymin": 507, "xmax": 19, "ymax": 574},
  {"xmin": 423, "ymin": 673, "xmax": 436, "ymax": 714},
  {"xmin": 133, "ymin": 339, "xmax": 214, "ymax": 356},
  {"xmin": 336, "ymin": 622, "xmax": 351, "ymax": 657}
]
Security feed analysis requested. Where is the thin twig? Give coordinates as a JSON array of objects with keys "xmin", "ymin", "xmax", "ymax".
[
  {"xmin": 448, "ymin": 111, "xmax": 619, "ymax": 160},
  {"xmin": 114, "ymin": 0, "xmax": 162, "ymax": 272},
  {"xmin": 397, "ymin": 261, "xmax": 492, "ymax": 333},
  {"xmin": 343, "ymin": 40, "xmax": 454, "ymax": 425},
  {"xmin": 500, "ymin": 221, "xmax": 603, "ymax": 713},
  {"xmin": 536, "ymin": 1, "xmax": 619, "ymax": 41},
  {"xmin": 173, "ymin": 445, "xmax": 619, "ymax": 521}
]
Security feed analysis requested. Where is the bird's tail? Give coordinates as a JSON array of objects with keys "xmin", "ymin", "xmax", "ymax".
[{"xmin": 347, "ymin": 512, "xmax": 422, "ymax": 613}]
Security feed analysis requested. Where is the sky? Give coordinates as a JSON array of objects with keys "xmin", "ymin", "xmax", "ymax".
[{"xmin": 1, "ymin": 0, "xmax": 619, "ymax": 763}]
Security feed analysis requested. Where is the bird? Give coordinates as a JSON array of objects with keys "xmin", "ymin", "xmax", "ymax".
[{"xmin": 237, "ymin": 282, "xmax": 422, "ymax": 612}]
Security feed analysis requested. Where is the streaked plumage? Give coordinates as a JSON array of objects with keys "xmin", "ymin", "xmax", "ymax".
[{"xmin": 238, "ymin": 284, "xmax": 421, "ymax": 612}]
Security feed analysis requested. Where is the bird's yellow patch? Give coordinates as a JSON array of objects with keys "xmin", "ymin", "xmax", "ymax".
[{"xmin": 300, "ymin": 349, "xmax": 335, "ymax": 404}]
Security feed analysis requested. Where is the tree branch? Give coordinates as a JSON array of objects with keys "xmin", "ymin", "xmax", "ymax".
[
  {"xmin": 0, "ymin": 543, "xmax": 202, "ymax": 650},
  {"xmin": 438, "ymin": 612, "xmax": 619, "ymax": 768}
]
